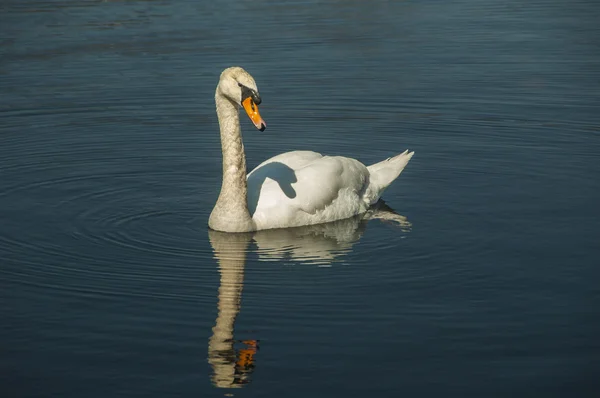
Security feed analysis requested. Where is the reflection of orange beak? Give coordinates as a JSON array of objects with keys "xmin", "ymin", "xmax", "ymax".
[
  {"xmin": 236, "ymin": 340, "xmax": 258, "ymax": 369},
  {"xmin": 242, "ymin": 97, "xmax": 266, "ymax": 131}
]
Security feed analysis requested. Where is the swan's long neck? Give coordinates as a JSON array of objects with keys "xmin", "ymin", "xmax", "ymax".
[{"xmin": 209, "ymin": 90, "xmax": 254, "ymax": 232}]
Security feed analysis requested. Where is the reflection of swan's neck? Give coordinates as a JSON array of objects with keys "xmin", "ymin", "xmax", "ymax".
[
  {"xmin": 208, "ymin": 231, "xmax": 252, "ymax": 388},
  {"xmin": 209, "ymin": 91, "xmax": 253, "ymax": 232},
  {"xmin": 208, "ymin": 251, "xmax": 245, "ymax": 388},
  {"xmin": 209, "ymin": 251, "xmax": 245, "ymax": 354}
]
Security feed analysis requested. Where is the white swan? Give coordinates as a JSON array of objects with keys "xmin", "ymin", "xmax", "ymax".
[{"xmin": 209, "ymin": 66, "xmax": 414, "ymax": 233}]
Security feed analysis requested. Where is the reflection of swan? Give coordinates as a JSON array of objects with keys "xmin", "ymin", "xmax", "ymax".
[
  {"xmin": 253, "ymin": 201, "xmax": 411, "ymax": 264},
  {"xmin": 207, "ymin": 205, "xmax": 410, "ymax": 388},
  {"xmin": 207, "ymin": 231, "xmax": 256, "ymax": 388},
  {"xmin": 208, "ymin": 66, "xmax": 414, "ymax": 233},
  {"xmin": 252, "ymin": 215, "xmax": 366, "ymax": 263}
]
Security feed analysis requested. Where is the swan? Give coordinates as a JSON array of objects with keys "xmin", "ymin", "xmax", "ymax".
[{"xmin": 209, "ymin": 66, "xmax": 414, "ymax": 233}]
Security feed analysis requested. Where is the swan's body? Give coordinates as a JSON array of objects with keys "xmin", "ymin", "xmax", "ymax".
[{"xmin": 209, "ymin": 67, "xmax": 414, "ymax": 233}]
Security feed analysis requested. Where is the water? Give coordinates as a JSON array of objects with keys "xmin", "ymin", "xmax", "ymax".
[{"xmin": 2, "ymin": 0, "xmax": 599, "ymax": 396}]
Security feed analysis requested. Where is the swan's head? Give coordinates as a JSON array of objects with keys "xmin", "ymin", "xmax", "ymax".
[{"xmin": 218, "ymin": 66, "xmax": 266, "ymax": 131}]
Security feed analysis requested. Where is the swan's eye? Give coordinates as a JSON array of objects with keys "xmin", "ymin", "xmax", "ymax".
[{"xmin": 239, "ymin": 83, "xmax": 261, "ymax": 105}]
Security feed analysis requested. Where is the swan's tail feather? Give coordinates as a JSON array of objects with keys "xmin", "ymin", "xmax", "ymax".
[{"xmin": 365, "ymin": 150, "xmax": 414, "ymax": 204}]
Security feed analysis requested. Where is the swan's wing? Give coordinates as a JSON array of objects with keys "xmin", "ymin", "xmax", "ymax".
[
  {"xmin": 292, "ymin": 156, "xmax": 368, "ymax": 213},
  {"xmin": 247, "ymin": 151, "xmax": 324, "ymax": 216},
  {"xmin": 248, "ymin": 152, "xmax": 370, "ymax": 228}
]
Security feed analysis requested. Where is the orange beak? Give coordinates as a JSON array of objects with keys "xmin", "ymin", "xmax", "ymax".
[{"xmin": 242, "ymin": 97, "xmax": 266, "ymax": 131}]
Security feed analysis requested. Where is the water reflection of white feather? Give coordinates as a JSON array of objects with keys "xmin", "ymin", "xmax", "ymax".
[
  {"xmin": 207, "ymin": 203, "xmax": 411, "ymax": 388},
  {"xmin": 253, "ymin": 202, "xmax": 411, "ymax": 264},
  {"xmin": 252, "ymin": 215, "xmax": 366, "ymax": 264}
]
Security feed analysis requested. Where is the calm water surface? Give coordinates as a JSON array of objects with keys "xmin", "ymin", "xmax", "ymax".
[{"xmin": 2, "ymin": 0, "xmax": 600, "ymax": 397}]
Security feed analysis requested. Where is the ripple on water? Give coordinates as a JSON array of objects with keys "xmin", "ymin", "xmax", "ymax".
[{"xmin": 0, "ymin": 102, "xmax": 219, "ymax": 302}]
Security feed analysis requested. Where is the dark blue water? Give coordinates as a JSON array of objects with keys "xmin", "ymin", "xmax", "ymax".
[{"xmin": 2, "ymin": 0, "xmax": 599, "ymax": 397}]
